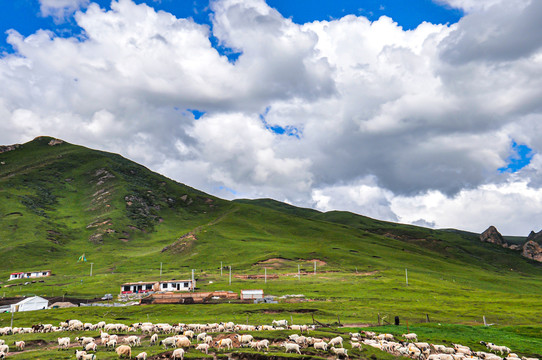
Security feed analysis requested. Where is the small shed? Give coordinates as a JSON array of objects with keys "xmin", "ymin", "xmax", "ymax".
[
  {"xmin": 241, "ymin": 289, "xmax": 264, "ymax": 300},
  {"xmin": 10, "ymin": 296, "xmax": 49, "ymax": 312}
]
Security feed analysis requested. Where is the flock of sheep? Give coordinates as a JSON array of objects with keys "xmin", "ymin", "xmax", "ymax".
[
  {"xmin": 355, "ymin": 332, "xmax": 539, "ymax": 360},
  {"xmin": 0, "ymin": 319, "xmax": 538, "ymax": 360}
]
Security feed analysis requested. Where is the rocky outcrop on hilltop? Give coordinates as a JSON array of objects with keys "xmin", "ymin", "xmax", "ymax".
[
  {"xmin": 0, "ymin": 144, "xmax": 21, "ymax": 154},
  {"xmin": 522, "ymin": 230, "xmax": 542, "ymax": 262},
  {"xmin": 481, "ymin": 226, "xmax": 542, "ymax": 262},
  {"xmin": 480, "ymin": 226, "xmax": 506, "ymax": 246},
  {"xmin": 522, "ymin": 240, "xmax": 542, "ymax": 262}
]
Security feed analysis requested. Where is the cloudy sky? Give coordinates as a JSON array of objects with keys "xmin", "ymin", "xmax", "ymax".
[{"xmin": 1, "ymin": 0, "xmax": 541, "ymax": 235}]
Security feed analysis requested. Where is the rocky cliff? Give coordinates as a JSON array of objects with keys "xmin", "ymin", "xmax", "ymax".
[
  {"xmin": 481, "ymin": 226, "xmax": 542, "ymax": 262},
  {"xmin": 480, "ymin": 226, "xmax": 506, "ymax": 246}
]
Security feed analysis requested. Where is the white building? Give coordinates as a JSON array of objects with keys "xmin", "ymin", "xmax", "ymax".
[
  {"xmin": 120, "ymin": 279, "xmax": 195, "ymax": 294},
  {"xmin": 10, "ymin": 296, "xmax": 49, "ymax": 312},
  {"xmin": 159, "ymin": 279, "xmax": 195, "ymax": 292},
  {"xmin": 120, "ymin": 281, "xmax": 156, "ymax": 294},
  {"xmin": 9, "ymin": 270, "xmax": 51, "ymax": 281},
  {"xmin": 240, "ymin": 289, "xmax": 264, "ymax": 300}
]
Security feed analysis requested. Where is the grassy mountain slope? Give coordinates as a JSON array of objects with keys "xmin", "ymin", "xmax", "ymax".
[{"xmin": 1, "ymin": 137, "xmax": 541, "ymax": 325}]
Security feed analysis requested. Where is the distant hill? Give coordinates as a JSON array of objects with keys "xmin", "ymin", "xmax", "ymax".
[{"xmin": 1, "ymin": 136, "xmax": 541, "ymax": 301}]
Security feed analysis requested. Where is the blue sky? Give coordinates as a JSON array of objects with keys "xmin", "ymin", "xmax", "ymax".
[{"xmin": 0, "ymin": 0, "xmax": 463, "ymax": 54}]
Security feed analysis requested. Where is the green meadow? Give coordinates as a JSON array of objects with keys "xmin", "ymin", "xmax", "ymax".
[{"xmin": 0, "ymin": 137, "xmax": 541, "ymax": 357}]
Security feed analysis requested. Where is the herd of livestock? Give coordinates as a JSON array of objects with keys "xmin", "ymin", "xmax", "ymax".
[{"xmin": 0, "ymin": 319, "xmax": 538, "ymax": 360}]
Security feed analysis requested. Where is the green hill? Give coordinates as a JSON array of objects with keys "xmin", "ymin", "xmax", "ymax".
[{"xmin": 1, "ymin": 137, "xmax": 541, "ymax": 325}]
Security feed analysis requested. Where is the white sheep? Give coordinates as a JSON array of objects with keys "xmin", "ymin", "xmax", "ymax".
[
  {"xmin": 217, "ymin": 338, "xmax": 233, "ymax": 350},
  {"xmin": 314, "ymin": 341, "xmax": 328, "ymax": 351},
  {"xmin": 272, "ymin": 319, "xmax": 288, "ymax": 327},
  {"xmin": 85, "ymin": 342, "xmax": 98, "ymax": 352},
  {"xmin": 106, "ymin": 339, "xmax": 117, "ymax": 349},
  {"xmin": 125, "ymin": 335, "xmax": 141, "ymax": 347},
  {"xmin": 402, "ymin": 333, "xmax": 418, "ymax": 342},
  {"xmin": 116, "ymin": 345, "xmax": 132, "ymax": 359},
  {"xmin": 15, "ymin": 341, "xmax": 25, "ymax": 351},
  {"xmin": 150, "ymin": 333, "xmax": 158, "ymax": 346},
  {"xmin": 236, "ymin": 334, "xmax": 254, "ymax": 344},
  {"xmin": 76, "ymin": 337, "xmax": 95, "ymax": 346},
  {"xmin": 75, "ymin": 350, "xmax": 87, "ymax": 360},
  {"xmin": 172, "ymin": 348, "xmax": 185, "ymax": 360},
  {"xmin": 57, "ymin": 337, "xmax": 70, "ymax": 350},
  {"xmin": 82, "ymin": 354, "xmax": 96, "ymax": 360},
  {"xmin": 250, "ymin": 340, "xmax": 269, "ymax": 351},
  {"xmin": 196, "ymin": 343, "xmax": 210, "ymax": 354},
  {"xmin": 282, "ymin": 342, "xmax": 301, "ymax": 354},
  {"xmin": 0, "ymin": 351, "xmax": 5, "ymax": 359},
  {"xmin": 377, "ymin": 334, "xmax": 394, "ymax": 341},
  {"xmin": 196, "ymin": 332, "xmax": 207, "ymax": 342},
  {"xmin": 350, "ymin": 341, "xmax": 362, "ymax": 350},
  {"xmin": 135, "ymin": 352, "xmax": 148, "ymax": 360},
  {"xmin": 175, "ymin": 336, "xmax": 191, "ymax": 348},
  {"xmin": 329, "ymin": 336, "xmax": 343, "ymax": 347},
  {"xmin": 204, "ymin": 335, "xmax": 213, "ymax": 344},
  {"xmin": 331, "ymin": 347, "xmax": 349, "ymax": 358},
  {"xmin": 160, "ymin": 337, "xmax": 176, "ymax": 349}
]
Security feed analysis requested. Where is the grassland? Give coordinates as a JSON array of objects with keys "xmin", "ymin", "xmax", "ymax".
[{"xmin": 0, "ymin": 137, "xmax": 541, "ymax": 353}]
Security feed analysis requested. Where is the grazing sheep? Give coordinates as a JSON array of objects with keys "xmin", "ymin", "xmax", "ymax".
[
  {"xmin": 329, "ymin": 336, "xmax": 344, "ymax": 347},
  {"xmin": 100, "ymin": 332, "xmax": 110, "ymax": 343},
  {"xmin": 175, "ymin": 336, "xmax": 191, "ymax": 348},
  {"xmin": 282, "ymin": 342, "xmax": 301, "ymax": 354},
  {"xmin": 440, "ymin": 354, "xmax": 455, "ymax": 360},
  {"xmin": 363, "ymin": 331, "xmax": 376, "ymax": 338},
  {"xmin": 196, "ymin": 343, "xmax": 210, "ymax": 354},
  {"xmin": 196, "ymin": 332, "xmax": 207, "ymax": 342},
  {"xmin": 82, "ymin": 354, "xmax": 96, "ymax": 360},
  {"xmin": 172, "ymin": 348, "xmax": 185, "ymax": 360},
  {"xmin": 331, "ymin": 347, "xmax": 349, "ymax": 358},
  {"xmin": 57, "ymin": 337, "xmax": 70, "ymax": 350},
  {"xmin": 295, "ymin": 336, "xmax": 308, "ymax": 346},
  {"xmin": 106, "ymin": 339, "xmax": 118, "ymax": 349},
  {"xmin": 135, "ymin": 352, "xmax": 147, "ymax": 360},
  {"xmin": 403, "ymin": 333, "xmax": 418, "ymax": 342},
  {"xmin": 272, "ymin": 319, "xmax": 288, "ymax": 327},
  {"xmin": 314, "ymin": 341, "xmax": 328, "ymax": 351},
  {"xmin": 236, "ymin": 334, "xmax": 254, "ymax": 345},
  {"xmin": 0, "ymin": 340, "xmax": 4, "ymax": 345},
  {"xmin": 150, "ymin": 333, "xmax": 158, "ymax": 346},
  {"xmin": 159, "ymin": 337, "xmax": 176, "ymax": 349},
  {"xmin": 75, "ymin": 350, "xmax": 87, "ymax": 360},
  {"xmin": 216, "ymin": 338, "xmax": 233, "ymax": 350},
  {"xmin": 0, "ymin": 351, "xmax": 5, "ymax": 359},
  {"xmin": 15, "ymin": 341, "xmax": 25, "ymax": 351},
  {"xmin": 85, "ymin": 342, "xmax": 98, "ymax": 352},
  {"xmin": 183, "ymin": 330, "xmax": 195, "ymax": 339},
  {"xmin": 116, "ymin": 345, "xmax": 132, "ymax": 359},
  {"xmin": 125, "ymin": 336, "xmax": 141, "ymax": 347},
  {"xmin": 521, "ymin": 357, "xmax": 539, "ymax": 360},
  {"xmin": 377, "ymin": 334, "xmax": 394, "ymax": 341},
  {"xmin": 350, "ymin": 341, "xmax": 362, "ymax": 350},
  {"xmin": 250, "ymin": 340, "xmax": 269, "ymax": 351},
  {"xmin": 204, "ymin": 335, "xmax": 213, "ymax": 344}
]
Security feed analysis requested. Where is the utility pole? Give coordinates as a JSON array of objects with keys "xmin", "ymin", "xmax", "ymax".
[
  {"xmin": 229, "ymin": 266, "xmax": 232, "ymax": 285},
  {"xmin": 90, "ymin": 263, "xmax": 93, "ymax": 277},
  {"xmin": 160, "ymin": 262, "xmax": 162, "ymax": 277},
  {"xmin": 265, "ymin": 268, "xmax": 267, "ymax": 284},
  {"xmin": 405, "ymin": 268, "xmax": 408, "ymax": 286},
  {"xmin": 314, "ymin": 261, "xmax": 316, "ymax": 275},
  {"xmin": 221, "ymin": 261, "xmax": 223, "ymax": 276},
  {"xmin": 298, "ymin": 264, "xmax": 300, "ymax": 280},
  {"xmin": 191, "ymin": 269, "xmax": 195, "ymax": 292}
]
